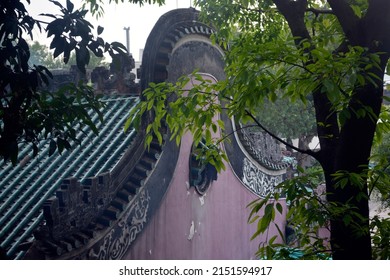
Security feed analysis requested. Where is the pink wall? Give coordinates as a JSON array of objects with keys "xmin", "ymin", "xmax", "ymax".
[{"xmin": 124, "ymin": 131, "xmax": 287, "ymax": 259}]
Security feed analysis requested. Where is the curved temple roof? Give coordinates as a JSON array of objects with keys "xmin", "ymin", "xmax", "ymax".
[{"xmin": 0, "ymin": 96, "xmax": 138, "ymax": 259}]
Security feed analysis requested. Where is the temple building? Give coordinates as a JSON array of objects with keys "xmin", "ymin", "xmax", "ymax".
[{"xmin": 0, "ymin": 8, "xmax": 288, "ymax": 260}]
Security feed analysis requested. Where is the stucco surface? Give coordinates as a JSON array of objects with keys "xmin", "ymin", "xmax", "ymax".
[{"xmin": 125, "ymin": 129, "xmax": 286, "ymax": 259}]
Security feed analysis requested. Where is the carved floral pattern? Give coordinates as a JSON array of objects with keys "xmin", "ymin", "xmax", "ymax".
[
  {"xmin": 240, "ymin": 127, "xmax": 288, "ymax": 170},
  {"xmin": 242, "ymin": 158, "xmax": 283, "ymax": 198},
  {"xmin": 88, "ymin": 189, "xmax": 150, "ymax": 260}
]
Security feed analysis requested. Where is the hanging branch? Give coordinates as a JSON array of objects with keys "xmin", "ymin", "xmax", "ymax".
[
  {"xmin": 244, "ymin": 109, "xmax": 319, "ymax": 159},
  {"xmin": 306, "ymin": 8, "xmax": 334, "ymax": 15}
]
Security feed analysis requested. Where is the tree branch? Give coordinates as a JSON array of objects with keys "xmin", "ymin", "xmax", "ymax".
[
  {"xmin": 327, "ymin": 0, "xmax": 360, "ymax": 44},
  {"xmin": 244, "ymin": 109, "xmax": 318, "ymax": 158},
  {"xmin": 215, "ymin": 124, "xmax": 259, "ymax": 146},
  {"xmin": 237, "ymin": 5, "xmax": 264, "ymax": 14},
  {"xmin": 273, "ymin": 0, "xmax": 311, "ymax": 44},
  {"xmin": 273, "ymin": 0, "xmax": 340, "ymax": 161},
  {"xmin": 364, "ymin": 0, "xmax": 390, "ymax": 52},
  {"xmin": 306, "ymin": 8, "xmax": 334, "ymax": 15}
]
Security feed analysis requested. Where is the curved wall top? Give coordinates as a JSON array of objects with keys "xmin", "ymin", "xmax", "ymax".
[
  {"xmin": 141, "ymin": 8, "xmax": 222, "ymax": 90},
  {"xmin": 140, "ymin": 8, "xmax": 286, "ymax": 199}
]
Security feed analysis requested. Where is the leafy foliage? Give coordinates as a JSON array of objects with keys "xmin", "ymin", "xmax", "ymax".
[
  {"xmin": 29, "ymin": 41, "xmax": 108, "ymax": 69},
  {"xmin": 29, "ymin": 41, "xmax": 64, "ymax": 69},
  {"xmin": 369, "ymin": 123, "xmax": 390, "ymax": 210},
  {"xmin": 249, "ymin": 163, "xmax": 390, "ymax": 260},
  {"xmin": 370, "ymin": 215, "xmax": 390, "ymax": 260},
  {"xmin": 43, "ymin": 0, "xmax": 127, "ymax": 74},
  {"xmin": 130, "ymin": 0, "xmax": 390, "ymax": 259},
  {"xmin": 254, "ymin": 98, "xmax": 316, "ymax": 142},
  {"xmin": 247, "ymin": 166, "xmax": 332, "ymax": 259},
  {"xmin": 82, "ymin": 0, "xmax": 166, "ymax": 17},
  {"xmin": 0, "ymin": 0, "xmax": 127, "ymax": 164},
  {"xmin": 27, "ymin": 82, "xmax": 104, "ymax": 158},
  {"xmin": 196, "ymin": 0, "xmax": 390, "ymax": 260},
  {"xmin": 126, "ymin": 72, "xmax": 228, "ymax": 172}
]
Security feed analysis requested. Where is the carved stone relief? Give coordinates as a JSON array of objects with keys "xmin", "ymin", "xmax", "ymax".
[
  {"xmin": 87, "ymin": 189, "xmax": 150, "ymax": 260},
  {"xmin": 240, "ymin": 126, "xmax": 288, "ymax": 171},
  {"xmin": 242, "ymin": 158, "xmax": 283, "ymax": 198}
]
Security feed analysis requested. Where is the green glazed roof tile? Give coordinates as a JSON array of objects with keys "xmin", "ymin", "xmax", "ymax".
[{"xmin": 0, "ymin": 95, "xmax": 138, "ymax": 259}]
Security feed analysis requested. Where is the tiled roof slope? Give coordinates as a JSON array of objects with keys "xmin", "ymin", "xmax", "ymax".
[{"xmin": 0, "ymin": 95, "xmax": 138, "ymax": 259}]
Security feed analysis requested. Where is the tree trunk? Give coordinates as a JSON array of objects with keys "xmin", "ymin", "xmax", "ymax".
[
  {"xmin": 323, "ymin": 168, "xmax": 372, "ymax": 259},
  {"xmin": 297, "ymin": 135, "xmax": 315, "ymax": 168},
  {"xmin": 319, "ymin": 66, "xmax": 384, "ymax": 259},
  {"xmin": 273, "ymin": 0, "xmax": 390, "ymax": 260}
]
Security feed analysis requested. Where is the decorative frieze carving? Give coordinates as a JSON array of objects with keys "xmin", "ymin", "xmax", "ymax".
[
  {"xmin": 240, "ymin": 126, "xmax": 288, "ymax": 171},
  {"xmin": 42, "ymin": 173, "xmax": 111, "ymax": 240},
  {"xmin": 88, "ymin": 189, "xmax": 150, "ymax": 260},
  {"xmin": 242, "ymin": 158, "xmax": 283, "ymax": 198}
]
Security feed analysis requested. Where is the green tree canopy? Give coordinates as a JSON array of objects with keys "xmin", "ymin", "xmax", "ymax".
[
  {"xmin": 129, "ymin": 0, "xmax": 390, "ymax": 259},
  {"xmin": 255, "ymin": 99, "xmax": 316, "ymax": 142},
  {"xmin": 254, "ymin": 97, "xmax": 317, "ymax": 167},
  {"xmin": 29, "ymin": 41, "xmax": 64, "ymax": 69},
  {"xmin": 29, "ymin": 41, "xmax": 108, "ymax": 69},
  {"xmin": 81, "ymin": 0, "xmax": 166, "ymax": 17},
  {"xmin": 0, "ymin": 0, "xmax": 128, "ymax": 164}
]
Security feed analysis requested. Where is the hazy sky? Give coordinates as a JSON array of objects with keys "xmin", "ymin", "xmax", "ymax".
[{"xmin": 28, "ymin": 0, "xmax": 193, "ymax": 61}]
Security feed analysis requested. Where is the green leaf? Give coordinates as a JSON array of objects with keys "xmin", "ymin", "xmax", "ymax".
[
  {"xmin": 97, "ymin": 26, "xmax": 104, "ymax": 35},
  {"xmin": 248, "ymin": 215, "xmax": 259, "ymax": 224},
  {"xmin": 268, "ymin": 235, "xmax": 278, "ymax": 245},
  {"xmin": 343, "ymin": 214, "xmax": 352, "ymax": 226},
  {"xmin": 276, "ymin": 203, "xmax": 283, "ymax": 215},
  {"xmin": 351, "ymin": 5, "xmax": 362, "ymax": 18},
  {"xmin": 247, "ymin": 198, "xmax": 268, "ymax": 222},
  {"xmin": 66, "ymin": 0, "xmax": 74, "ymax": 13},
  {"xmin": 258, "ymin": 213, "xmax": 272, "ymax": 233},
  {"xmin": 49, "ymin": 139, "xmax": 57, "ymax": 156},
  {"xmin": 264, "ymin": 203, "xmax": 274, "ymax": 217},
  {"xmin": 76, "ymin": 46, "xmax": 89, "ymax": 74},
  {"xmin": 250, "ymin": 228, "xmax": 262, "ymax": 241},
  {"xmin": 274, "ymin": 223, "xmax": 286, "ymax": 243},
  {"xmin": 110, "ymin": 41, "xmax": 127, "ymax": 54}
]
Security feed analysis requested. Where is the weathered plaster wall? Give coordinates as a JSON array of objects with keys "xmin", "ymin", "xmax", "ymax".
[
  {"xmin": 124, "ymin": 9, "xmax": 286, "ymax": 260},
  {"xmin": 124, "ymin": 130, "xmax": 286, "ymax": 260}
]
